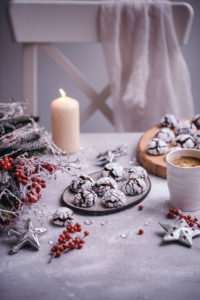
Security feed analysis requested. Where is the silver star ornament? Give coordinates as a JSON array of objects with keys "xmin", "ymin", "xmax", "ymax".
[
  {"xmin": 159, "ymin": 218, "xmax": 200, "ymax": 247},
  {"xmin": 9, "ymin": 219, "xmax": 46, "ymax": 254}
]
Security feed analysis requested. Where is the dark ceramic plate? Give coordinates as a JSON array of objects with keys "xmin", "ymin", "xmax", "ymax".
[{"xmin": 62, "ymin": 171, "xmax": 151, "ymax": 216}]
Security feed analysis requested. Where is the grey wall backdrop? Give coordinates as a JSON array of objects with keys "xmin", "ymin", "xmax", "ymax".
[{"xmin": 0, "ymin": 0, "xmax": 200, "ymax": 133}]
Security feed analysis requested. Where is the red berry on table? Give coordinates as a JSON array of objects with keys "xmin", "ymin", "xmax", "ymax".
[
  {"xmin": 180, "ymin": 214, "xmax": 184, "ymax": 219},
  {"xmin": 69, "ymin": 241, "xmax": 76, "ymax": 249},
  {"xmin": 77, "ymin": 244, "xmax": 83, "ymax": 249},
  {"xmin": 189, "ymin": 222, "xmax": 194, "ymax": 227},
  {"xmin": 36, "ymin": 186, "xmax": 41, "ymax": 193},
  {"xmin": 66, "ymin": 233, "xmax": 72, "ymax": 240},
  {"xmin": 167, "ymin": 212, "xmax": 174, "ymax": 218},
  {"xmin": 77, "ymin": 226, "xmax": 82, "ymax": 232},
  {"xmin": 138, "ymin": 205, "xmax": 143, "ymax": 210},
  {"xmin": 63, "ymin": 243, "xmax": 68, "ymax": 249},
  {"xmin": 138, "ymin": 229, "xmax": 144, "ymax": 235},
  {"xmin": 84, "ymin": 231, "xmax": 89, "ymax": 236},
  {"xmin": 198, "ymin": 224, "xmax": 200, "ymax": 228},
  {"xmin": 56, "ymin": 251, "xmax": 61, "ymax": 257},
  {"xmin": 187, "ymin": 215, "xmax": 191, "ymax": 220},
  {"xmin": 194, "ymin": 217, "xmax": 198, "ymax": 222}
]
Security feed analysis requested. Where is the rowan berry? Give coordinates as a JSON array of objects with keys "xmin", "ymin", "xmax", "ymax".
[
  {"xmin": 138, "ymin": 205, "xmax": 143, "ymax": 210},
  {"xmin": 138, "ymin": 229, "xmax": 144, "ymax": 235},
  {"xmin": 84, "ymin": 231, "xmax": 89, "ymax": 236},
  {"xmin": 69, "ymin": 241, "xmax": 76, "ymax": 249},
  {"xmin": 56, "ymin": 251, "xmax": 61, "ymax": 257}
]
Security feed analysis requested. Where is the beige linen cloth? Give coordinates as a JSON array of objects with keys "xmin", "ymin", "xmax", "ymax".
[{"xmin": 100, "ymin": 0, "xmax": 194, "ymax": 131}]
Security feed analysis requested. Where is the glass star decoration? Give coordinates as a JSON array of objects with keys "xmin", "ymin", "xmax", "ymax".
[
  {"xmin": 9, "ymin": 218, "xmax": 46, "ymax": 254},
  {"xmin": 159, "ymin": 218, "xmax": 200, "ymax": 247}
]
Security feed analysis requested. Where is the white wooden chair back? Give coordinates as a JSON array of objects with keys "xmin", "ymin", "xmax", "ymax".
[{"xmin": 8, "ymin": 1, "xmax": 194, "ymax": 127}]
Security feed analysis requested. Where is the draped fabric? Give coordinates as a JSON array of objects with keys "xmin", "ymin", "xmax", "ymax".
[{"xmin": 100, "ymin": 0, "xmax": 194, "ymax": 131}]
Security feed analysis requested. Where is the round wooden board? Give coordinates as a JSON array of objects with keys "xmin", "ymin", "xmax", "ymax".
[{"xmin": 137, "ymin": 119, "xmax": 193, "ymax": 178}]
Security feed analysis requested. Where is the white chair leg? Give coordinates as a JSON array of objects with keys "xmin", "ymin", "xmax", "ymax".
[{"xmin": 22, "ymin": 44, "xmax": 38, "ymax": 115}]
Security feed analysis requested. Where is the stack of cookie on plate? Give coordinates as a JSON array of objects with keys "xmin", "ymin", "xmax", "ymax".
[
  {"xmin": 146, "ymin": 113, "xmax": 200, "ymax": 156},
  {"xmin": 69, "ymin": 163, "xmax": 148, "ymax": 209}
]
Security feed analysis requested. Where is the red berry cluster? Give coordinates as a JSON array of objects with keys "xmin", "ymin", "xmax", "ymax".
[
  {"xmin": 42, "ymin": 162, "xmax": 57, "ymax": 173},
  {"xmin": 12, "ymin": 159, "xmax": 47, "ymax": 203},
  {"xmin": 167, "ymin": 208, "xmax": 200, "ymax": 228},
  {"xmin": 0, "ymin": 155, "xmax": 14, "ymax": 171},
  {"xmin": 49, "ymin": 223, "xmax": 89, "ymax": 262}
]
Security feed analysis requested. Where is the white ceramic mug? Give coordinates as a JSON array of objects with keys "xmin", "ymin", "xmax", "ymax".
[{"xmin": 166, "ymin": 149, "xmax": 200, "ymax": 211}]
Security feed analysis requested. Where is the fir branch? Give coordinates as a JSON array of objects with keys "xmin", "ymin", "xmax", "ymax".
[
  {"xmin": 0, "ymin": 115, "xmax": 39, "ymax": 136},
  {"xmin": 0, "ymin": 140, "xmax": 47, "ymax": 157}
]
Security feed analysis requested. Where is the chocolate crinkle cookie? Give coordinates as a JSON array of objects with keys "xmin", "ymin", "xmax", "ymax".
[
  {"xmin": 192, "ymin": 114, "xmax": 200, "ymax": 129},
  {"xmin": 146, "ymin": 138, "xmax": 168, "ymax": 155},
  {"xmin": 154, "ymin": 127, "xmax": 175, "ymax": 143},
  {"xmin": 102, "ymin": 189, "xmax": 126, "ymax": 208},
  {"xmin": 101, "ymin": 162, "xmax": 124, "ymax": 181},
  {"xmin": 160, "ymin": 113, "xmax": 178, "ymax": 129},
  {"xmin": 94, "ymin": 177, "xmax": 118, "ymax": 197},
  {"xmin": 175, "ymin": 121, "xmax": 196, "ymax": 136},
  {"xmin": 121, "ymin": 178, "xmax": 146, "ymax": 196},
  {"xmin": 195, "ymin": 132, "xmax": 200, "ymax": 145},
  {"xmin": 52, "ymin": 207, "xmax": 74, "ymax": 226},
  {"xmin": 74, "ymin": 190, "xmax": 98, "ymax": 208},
  {"xmin": 175, "ymin": 134, "xmax": 196, "ymax": 149},
  {"xmin": 128, "ymin": 166, "xmax": 148, "ymax": 180},
  {"xmin": 70, "ymin": 174, "xmax": 94, "ymax": 193}
]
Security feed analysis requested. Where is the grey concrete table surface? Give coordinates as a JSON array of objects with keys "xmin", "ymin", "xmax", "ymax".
[{"xmin": 1, "ymin": 133, "xmax": 200, "ymax": 300}]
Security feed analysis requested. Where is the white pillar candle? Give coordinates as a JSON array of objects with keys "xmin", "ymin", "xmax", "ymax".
[{"xmin": 51, "ymin": 89, "xmax": 80, "ymax": 154}]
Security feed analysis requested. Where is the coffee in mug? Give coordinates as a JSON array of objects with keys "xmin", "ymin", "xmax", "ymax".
[{"xmin": 166, "ymin": 149, "xmax": 200, "ymax": 211}]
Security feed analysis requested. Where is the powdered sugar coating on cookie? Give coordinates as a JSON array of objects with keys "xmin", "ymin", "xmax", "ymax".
[
  {"xmin": 52, "ymin": 207, "xmax": 74, "ymax": 226},
  {"xmin": 102, "ymin": 189, "xmax": 126, "ymax": 208},
  {"xmin": 94, "ymin": 177, "xmax": 118, "ymax": 197},
  {"xmin": 121, "ymin": 178, "xmax": 146, "ymax": 196},
  {"xmin": 195, "ymin": 132, "xmax": 200, "ymax": 145},
  {"xmin": 154, "ymin": 127, "xmax": 175, "ymax": 143},
  {"xmin": 70, "ymin": 174, "xmax": 94, "ymax": 193},
  {"xmin": 102, "ymin": 162, "xmax": 124, "ymax": 181},
  {"xmin": 175, "ymin": 134, "xmax": 196, "ymax": 149},
  {"xmin": 128, "ymin": 166, "xmax": 148, "ymax": 180},
  {"xmin": 146, "ymin": 138, "xmax": 168, "ymax": 155},
  {"xmin": 175, "ymin": 121, "xmax": 196, "ymax": 136},
  {"xmin": 74, "ymin": 190, "xmax": 98, "ymax": 208},
  {"xmin": 160, "ymin": 113, "xmax": 178, "ymax": 129},
  {"xmin": 192, "ymin": 114, "xmax": 200, "ymax": 129}
]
